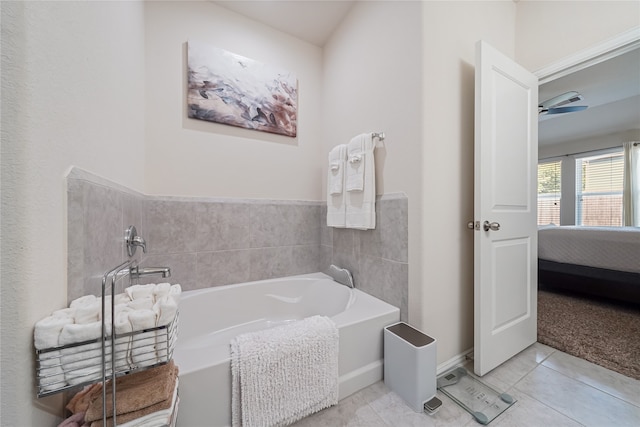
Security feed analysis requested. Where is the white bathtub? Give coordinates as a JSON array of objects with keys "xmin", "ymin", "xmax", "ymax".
[{"xmin": 173, "ymin": 272, "xmax": 400, "ymax": 426}]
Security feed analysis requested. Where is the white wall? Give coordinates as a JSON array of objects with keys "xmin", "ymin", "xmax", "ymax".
[
  {"xmin": 322, "ymin": 0, "xmax": 423, "ymax": 330},
  {"xmin": 421, "ymin": 1, "xmax": 516, "ymax": 365},
  {"xmin": 417, "ymin": 0, "xmax": 639, "ymax": 367},
  {"xmin": 322, "ymin": 1, "xmax": 423, "ymax": 197},
  {"xmin": 539, "ymin": 129, "xmax": 640, "ymax": 159},
  {"xmin": 144, "ymin": 1, "xmax": 324, "ymax": 200},
  {"xmin": 516, "ymin": 0, "xmax": 640, "ymax": 71},
  {"xmin": 0, "ymin": 1, "xmax": 146, "ymax": 424}
]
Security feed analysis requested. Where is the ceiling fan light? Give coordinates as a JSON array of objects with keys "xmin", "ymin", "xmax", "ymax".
[
  {"xmin": 539, "ymin": 91, "xmax": 584, "ymax": 109},
  {"xmin": 545, "ymin": 105, "xmax": 589, "ymax": 115},
  {"xmin": 555, "ymin": 93, "xmax": 583, "ymax": 108}
]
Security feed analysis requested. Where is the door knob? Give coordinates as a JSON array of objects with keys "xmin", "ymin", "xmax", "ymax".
[{"xmin": 483, "ymin": 221, "xmax": 500, "ymax": 231}]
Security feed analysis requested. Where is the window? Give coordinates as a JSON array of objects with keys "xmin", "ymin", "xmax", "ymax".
[
  {"xmin": 575, "ymin": 149, "xmax": 624, "ymax": 226},
  {"xmin": 538, "ymin": 160, "xmax": 562, "ymax": 225}
]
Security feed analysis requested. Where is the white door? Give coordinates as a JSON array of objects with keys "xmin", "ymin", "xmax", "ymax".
[{"xmin": 473, "ymin": 40, "xmax": 538, "ymax": 376}]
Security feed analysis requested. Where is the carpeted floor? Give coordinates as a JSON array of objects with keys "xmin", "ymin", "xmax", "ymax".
[{"xmin": 537, "ymin": 289, "xmax": 640, "ymax": 380}]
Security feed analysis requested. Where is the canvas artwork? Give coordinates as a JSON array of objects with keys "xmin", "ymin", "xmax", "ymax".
[{"xmin": 187, "ymin": 40, "xmax": 298, "ymax": 137}]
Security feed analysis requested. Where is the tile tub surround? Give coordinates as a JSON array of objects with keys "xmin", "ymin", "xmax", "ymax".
[
  {"xmin": 67, "ymin": 167, "xmax": 409, "ymax": 311},
  {"xmin": 321, "ymin": 194, "xmax": 409, "ymax": 322},
  {"xmin": 68, "ymin": 178, "xmax": 324, "ymax": 300},
  {"xmin": 141, "ymin": 197, "xmax": 325, "ymax": 290},
  {"xmin": 67, "ymin": 168, "xmax": 145, "ymax": 301}
]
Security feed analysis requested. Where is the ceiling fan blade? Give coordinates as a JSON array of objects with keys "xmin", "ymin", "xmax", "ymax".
[
  {"xmin": 539, "ymin": 91, "xmax": 584, "ymax": 109},
  {"xmin": 545, "ymin": 105, "xmax": 588, "ymax": 115}
]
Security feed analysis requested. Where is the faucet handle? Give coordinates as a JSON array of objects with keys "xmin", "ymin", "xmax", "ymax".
[
  {"xmin": 125, "ymin": 225, "xmax": 147, "ymax": 257},
  {"xmin": 132, "ymin": 236, "xmax": 147, "ymax": 253}
]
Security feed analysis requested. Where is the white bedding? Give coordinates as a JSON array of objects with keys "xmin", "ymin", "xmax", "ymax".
[{"xmin": 538, "ymin": 226, "xmax": 640, "ymax": 274}]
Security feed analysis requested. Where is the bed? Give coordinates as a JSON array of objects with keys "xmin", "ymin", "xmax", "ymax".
[{"xmin": 538, "ymin": 225, "xmax": 640, "ymax": 305}]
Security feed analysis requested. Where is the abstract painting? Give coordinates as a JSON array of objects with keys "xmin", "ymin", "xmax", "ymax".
[{"xmin": 187, "ymin": 40, "xmax": 298, "ymax": 137}]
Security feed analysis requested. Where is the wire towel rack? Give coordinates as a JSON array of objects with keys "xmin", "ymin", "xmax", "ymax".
[{"xmin": 35, "ymin": 259, "xmax": 179, "ymax": 426}]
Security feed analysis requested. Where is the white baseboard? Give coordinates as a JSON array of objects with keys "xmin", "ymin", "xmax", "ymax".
[
  {"xmin": 338, "ymin": 348, "xmax": 475, "ymax": 401},
  {"xmin": 437, "ymin": 347, "xmax": 474, "ymax": 375}
]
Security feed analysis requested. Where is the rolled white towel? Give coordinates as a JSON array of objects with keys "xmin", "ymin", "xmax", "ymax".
[
  {"xmin": 169, "ymin": 284, "xmax": 182, "ymax": 304},
  {"xmin": 99, "ymin": 303, "xmax": 130, "ymax": 324},
  {"xmin": 96, "ymin": 293, "xmax": 132, "ymax": 309},
  {"xmin": 59, "ymin": 321, "xmax": 103, "ymax": 346},
  {"xmin": 69, "ymin": 294, "xmax": 97, "ymax": 308},
  {"xmin": 153, "ymin": 282, "xmax": 172, "ymax": 302},
  {"xmin": 113, "ymin": 308, "xmax": 134, "ymax": 371},
  {"xmin": 153, "ymin": 296, "xmax": 178, "ymax": 361},
  {"xmin": 34, "ymin": 316, "xmax": 73, "ymax": 350},
  {"xmin": 74, "ymin": 302, "xmax": 100, "ymax": 325},
  {"xmin": 59, "ymin": 322, "xmax": 106, "ymax": 385},
  {"xmin": 127, "ymin": 296, "xmax": 154, "ymax": 311},
  {"xmin": 153, "ymin": 295, "xmax": 178, "ymax": 328},
  {"xmin": 125, "ymin": 283, "xmax": 155, "ymax": 300},
  {"xmin": 114, "ymin": 292, "xmax": 132, "ymax": 305},
  {"xmin": 129, "ymin": 309, "xmax": 158, "ymax": 368},
  {"xmin": 117, "ymin": 302, "xmax": 132, "ymax": 314},
  {"xmin": 114, "ymin": 307, "xmax": 134, "ymax": 335},
  {"xmin": 37, "ymin": 349, "xmax": 66, "ymax": 392},
  {"xmin": 52, "ymin": 307, "xmax": 76, "ymax": 321},
  {"xmin": 97, "ymin": 294, "xmax": 112, "ymax": 307},
  {"xmin": 129, "ymin": 309, "xmax": 156, "ymax": 333},
  {"xmin": 35, "ymin": 316, "xmax": 73, "ymax": 393},
  {"xmin": 66, "ymin": 366, "xmax": 104, "ymax": 387}
]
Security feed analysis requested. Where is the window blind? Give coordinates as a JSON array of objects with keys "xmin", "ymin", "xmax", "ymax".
[
  {"xmin": 575, "ymin": 150, "xmax": 624, "ymax": 226},
  {"xmin": 538, "ymin": 160, "xmax": 561, "ymax": 225}
]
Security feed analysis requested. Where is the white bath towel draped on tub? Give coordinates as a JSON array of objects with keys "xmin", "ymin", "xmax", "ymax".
[{"xmin": 231, "ymin": 315, "xmax": 339, "ymax": 427}]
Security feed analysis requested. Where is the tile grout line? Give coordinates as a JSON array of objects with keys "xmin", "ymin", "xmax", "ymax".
[
  {"xmin": 503, "ymin": 348, "xmax": 587, "ymax": 427},
  {"xmin": 538, "ymin": 360, "xmax": 640, "ymax": 410},
  {"xmin": 514, "ymin": 351, "xmax": 640, "ymax": 425},
  {"xmin": 509, "ymin": 364, "xmax": 587, "ymax": 427}
]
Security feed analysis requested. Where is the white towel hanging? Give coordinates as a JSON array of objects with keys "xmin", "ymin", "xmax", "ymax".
[
  {"xmin": 346, "ymin": 133, "xmax": 376, "ymax": 229},
  {"xmin": 328, "ymin": 144, "xmax": 346, "ymax": 195},
  {"xmin": 346, "ymin": 136, "xmax": 366, "ymax": 192},
  {"xmin": 327, "ymin": 144, "xmax": 347, "ymax": 227}
]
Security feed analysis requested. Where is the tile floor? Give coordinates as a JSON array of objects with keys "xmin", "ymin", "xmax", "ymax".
[{"xmin": 292, "ymin": 343, "xmax": 640, "ymax": 427}]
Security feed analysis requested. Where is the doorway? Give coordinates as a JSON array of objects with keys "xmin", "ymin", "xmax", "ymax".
[{"xmin": 534, "ymin": 29, "xmax": 640, "ymax": 379}]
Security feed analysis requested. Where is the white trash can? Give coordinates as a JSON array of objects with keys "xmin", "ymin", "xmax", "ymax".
[{"xmin": 384, "ymin": 322, "xmax": 438, "ymax": 413}]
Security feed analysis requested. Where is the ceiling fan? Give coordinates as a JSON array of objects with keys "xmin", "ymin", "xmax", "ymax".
[{"xmin": 538, "ymin": 91, "xmax": 588, "ymax": 116}]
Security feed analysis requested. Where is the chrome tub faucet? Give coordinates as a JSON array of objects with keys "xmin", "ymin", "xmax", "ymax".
[
  {"xmin": 124, "ymin": 226, "xmax": 171, "ymax": 281},
  {"xmin": 129, "ymin": 265, "xmax": 171, "ymax": 280}
]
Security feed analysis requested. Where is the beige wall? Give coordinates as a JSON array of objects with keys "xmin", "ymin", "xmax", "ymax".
[
  {"xmin": 539, "ymin": 129, "xmax": 640, "ymax": 159},
  {"xmin": 420, "ymin": 1, "xmax": 517, "ymax": 366},
  {"xmin": 417, "ymin": 0, "xmax": 639, "ymax": 367},
  {"xmin": 322, "ymin": 0, "xmax": 423, "ymax": 338},
  {"xmin": 2, "ymin": 1, "xmax": 639, "ymax": 424},
  {"xmin": 1, "ymin": 1, "xmax": 146, "ymax": 424},
  {"xmin": 516, "ymin": 0, "xmax": 640, "ymax": 71},
  {"xmin": 322, "ymin": 0, "xmax": 423, "ymax": 198},
  {"xmin": 144, "ymin": 1, "xmax": 324, "ymax": 200}
]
